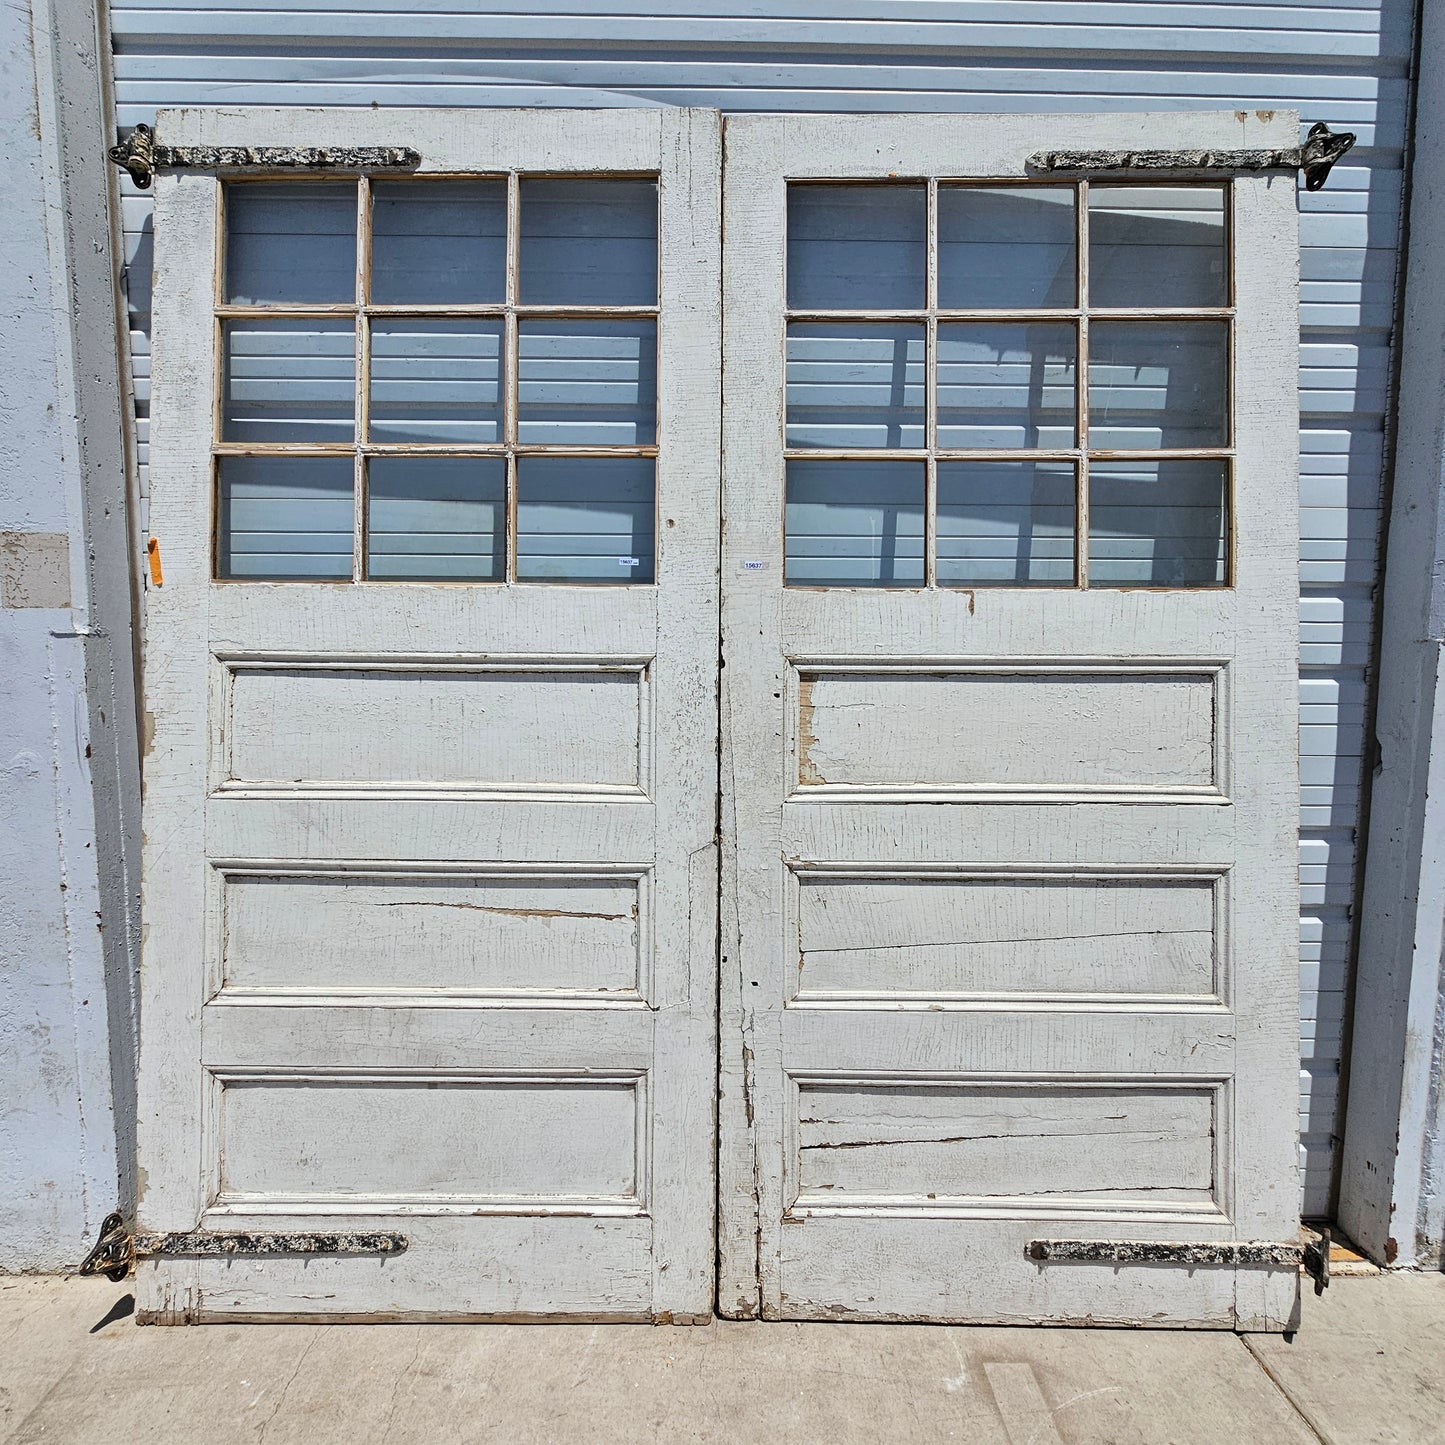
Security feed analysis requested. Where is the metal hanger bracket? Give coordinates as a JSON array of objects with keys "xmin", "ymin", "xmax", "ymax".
[
  {"xmin": 108, "ymin": 123, "xmax": 421, "ymax": 190},
  {"xmin": 1029, "ymin": 121, "xmax": 1356, "ymax": 191}
]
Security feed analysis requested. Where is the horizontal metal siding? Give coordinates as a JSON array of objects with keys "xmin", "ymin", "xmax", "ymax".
[{"xmin": 109, "ymin": 0, "xmax": 1413, "ymax": 1220}]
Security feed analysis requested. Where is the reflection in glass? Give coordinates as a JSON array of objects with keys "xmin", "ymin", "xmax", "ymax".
[
  {"xmin": 217, "ymin": 455, "xmax": 353, "ymax": 580},
  {"xmin": 936, "ymin": 322, "xmax": 1077, "ymax": 448},
  {"xmin": 786, "ymin": 323, "xmax": 924, "ymax": 448},
  {"xmin": 225, "ymin": 183, "xmax": 356, "ymax": 305},
  {"xmin": 368, "ymin": 320, "xmax": 502, "ymax": 443},
  {"xmin": 370, "ymin": 180, "xmax": 507, "ymax": 304},
  {"xmin": 1089, "ymin": 186, "xmax": 1226, "ymax": 309},
  {"xmin": 519, "ymin": 180, "xmax": 658, "ymax": 306},
  {"xmin": 1088, "ymin": 459, "xmax": 1228, "ymax": 587},
  {"xmin": 785, "ymin": 459, "xmax": 925, "ymax": 587},
  {"xmin": 222, "ymin": 318, "xmax": 355, "ymax": 442},
  {"xmin": 518, "ymin": 320, "xmax": 657, "ymax": 445},
  {"xmin": 1088, "ymin": 321, "xmax": 1228, "ymax": 449},
  {"xmin": 937, "ymin": 461, "xmax": 1076, "ymax": 586},
  {"xmin": 787, "ymin": 185, "xmax": 926, "ymax": 311},
  {"xmin": 938, "ymin": 186, "xmax": 1076, "ymax": 309},
  {"xmin": 367, "ymin": 457, "xmax": 505, "ymax": 580},
  {"xmin": 516, "ymin": 456, "xmax": 655, "ymax": 583}
]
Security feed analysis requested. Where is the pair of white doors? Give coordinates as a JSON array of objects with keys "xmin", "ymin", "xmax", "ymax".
[{"xmin": 138, "ymin": 106, "xmax": 1301, "ymax": 1327}]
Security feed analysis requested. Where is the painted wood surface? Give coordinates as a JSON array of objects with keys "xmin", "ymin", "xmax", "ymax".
[
  {"xmin": 137, "ymin": 106, "xmax": 721, "ymax": 1322},
  {"xmin": 220, "ymin": 659, "xmax": 647, "ymax": 793},
  {"xmin": 794, "ymin": 1082, "xmax": 1219, "ymax": 1211},
  {"xmin": 719, "ymin": 111, "xmax": 1300, "ymax": 1327},
  {"xmin": 219, "ymin": 866, "xmax": 646, "ymax": 996},
  {"xmin": 791, "ymin": 870, "xmax": 1219, "ymax": 1001},
  {"xmin": 793, "ymin": 666, "xmax": 1218, "ymax": 795}
]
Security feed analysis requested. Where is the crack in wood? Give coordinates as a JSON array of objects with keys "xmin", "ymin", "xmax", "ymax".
[
  {"xmin": 371, "ymin": 902, "xmax": 631, "ymax": 921},
  {"xmin": 800, "ymin": 927, "xmax": 1209, "ymax": 956}
]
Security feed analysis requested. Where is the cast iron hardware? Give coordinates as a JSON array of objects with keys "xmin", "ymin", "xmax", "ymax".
[
  {"xmin": 108, "ymin": 123, "xmax": 421, "ymax": 190},
  {"xmin": 1302, "ymin": 1225, "xmax": 1332, "ymax": 1294},
  {"xmin": 78, "ymin": 1210, "xmax": 135, "ymax": 1281},
  {"xmin": 135, "ymin": 1231, "xmax": 409, "ymax": 1257},
  {"xmin": 1029, "ymin": 121, "xmax": 1356, "ymax": 192},
  {"xmin": 77, "ymin": 1213, "xmax": 408, "ymax": 1270},
  {"xmin": 1027, "ymin": 1239, "xmax": 1305, "ymax": 1266}
]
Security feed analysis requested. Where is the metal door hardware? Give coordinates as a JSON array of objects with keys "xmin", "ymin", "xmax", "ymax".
[
  {"xmin": 79, "ymin": 1211, "xmax": 408, "ymax": 1277},
  {"xmin": 109, "ymin": 123, "xmax": 421, "ymax": 190},
  {"xmin": 1028, "ymin": 1236, "xmax": 1329, "ymax": 1292},
  {"xmin": 1029, "ymin": 121, "xmax": 1355, "ymax": 191}
]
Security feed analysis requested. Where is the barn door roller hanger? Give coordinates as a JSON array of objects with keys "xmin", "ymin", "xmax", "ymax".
[
  {"xmin": 107, "ymin": 118, "xmax": 1353, "ymax": 193},
  {"xmin": 1029, "ymin": 120, "xmax": 1355, "ymax": 191},
  {"xmin": 107, "ymin": 122, "xmax": 421, "ymax": 189}
]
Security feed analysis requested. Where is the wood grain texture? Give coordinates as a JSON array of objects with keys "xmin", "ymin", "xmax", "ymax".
[
  {"xmin": 793, "ymin": 1080, "xmax": 1220, "ymax": 1215},
  {"xmin": 791, "ymin": 870, "xmax": 1219, "ymax": 1002}
]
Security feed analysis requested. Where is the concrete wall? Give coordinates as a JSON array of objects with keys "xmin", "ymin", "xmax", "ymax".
[{"xmin": 0, "ymin": 0, "xmax": 140, "ymax": 1272}]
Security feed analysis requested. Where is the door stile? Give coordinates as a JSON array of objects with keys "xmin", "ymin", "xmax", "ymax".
[
  {"xmin": 647, "ymin": 104, "xmax": 724, "ymax": 1318},
  {"xmin": 718, "ymin": 117, "xmax": 787, "ymax": 1318}
]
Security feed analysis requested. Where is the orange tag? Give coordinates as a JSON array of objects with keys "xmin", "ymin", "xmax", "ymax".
[{"xmin": 147, "ymin": 537, "xmax": 163, "ymax": 587}]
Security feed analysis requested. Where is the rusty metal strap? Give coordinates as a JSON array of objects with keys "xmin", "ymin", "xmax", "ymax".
[
  {"xmin": 1028, "ymin": 1239, "xmax": 1304, "ymax": 1267},
  {"xmin": 109, "ymin": 124, "xmax": 420, "ymax": 190},
  {"xmin": 135, "ymin": 1231, "xmax": 409, "ymax": 1257},
  {"xmin": 1029, "ymin": 121, "xmax": 1355, "ymax": 192}
]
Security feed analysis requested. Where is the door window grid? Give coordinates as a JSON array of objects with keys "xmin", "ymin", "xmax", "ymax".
[
  {"xmin": 212, "ymin": 174, "xmax": 661, "ymax": 583},
  {"xmin": 782, "ymin": 178, "xmax": 1234, "ymax": 589}
]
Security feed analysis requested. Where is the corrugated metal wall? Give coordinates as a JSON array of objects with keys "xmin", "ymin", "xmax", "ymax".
[{"xmin": 109, "ymin": 0, "xmax": 1415, "ymax": 1218}]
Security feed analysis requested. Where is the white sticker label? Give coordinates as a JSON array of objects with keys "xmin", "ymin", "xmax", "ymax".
[
  {"xmin": 738, "ymin": 559, "xmax": 768, "ymax": 573},
  {"xmin": 618, "ymin": 556, "xmax": 640, "ymax": 567}
]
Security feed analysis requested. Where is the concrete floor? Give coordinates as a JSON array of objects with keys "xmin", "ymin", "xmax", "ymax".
[{"xmin": 1, "ymin": 1273, "xmax": 1442, "ymax": 1444}]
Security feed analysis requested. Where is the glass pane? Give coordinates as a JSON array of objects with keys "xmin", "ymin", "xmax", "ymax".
[
  {"xmin": 519, "ymin": 180, "xmax": 658, "ymax": 306},
  {"xmin": 786, "ymin": 323, "xmax": 924, "ymax": 448},
  {"xmin": 225, "ymin": 182, "xmax": 356, "ymax": 305},
  {"xmin": 518, "ymin": 320, "xmax": 656, "ymax": 445},
  {"xmin": 937, "ymin": 322, "xmax": 1077, "ymax": 448},
  {"xmin": 222, "ymin": 318, "xmax": 355, "ymax": 442},
  {"xmin": 366, "ymin": 457, "xmax": 505, "ymax": 581},
  {"xmin": 937, "ymin": 460, "xmax": 1076, "ymax": 586},
  {"xmin": 516, "ymin": 456, "xmax": 655, "ymax": 583},
  {"xmin": 1088, "ymin": 321, "xmax": 1229, "ymax": 449},
  {"xmin": 938, "ymin": 186, "xmax": 1076, "ymax": 309},
  {"xmin": 787, "ymin": 185, "xmax": 926, "ymax": 311},
  {"xmin": 370, "ymin": 180, "xmax": 506, "ymax": 304},
  {"xmin": 784, "ymin": 459, "xmax": 924, "ymax": 587},
  {"xmin": 1089, "ymin": 185, "xmax": 1227, "ymax": 309},
  {"xmin": 368, "ymin": 319, "xmax": 502, "ymax": 443},
  {"xmin": 217, "ymin": 455, "xmax": 353, "ymax": 580},
  {"xmin": 1088, "ymin": 459, "xmax": 1228, "ymax": 587}
]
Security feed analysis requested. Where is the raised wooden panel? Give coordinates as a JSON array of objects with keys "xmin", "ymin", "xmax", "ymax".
[
  {"xmin": 790, "ymin": 661, "xmax": 1224, "ymax": 802},
  {"xmin": 792, "ymin": 1078, "xmax": 1223, "ymax": 1220},
  {"xmin": 216, "ymin": 654, "xmax": 649, "ymax": 797},
  {"xmin": 217, "ymin": 865, "xmax": 647, "ymax": 1000},
  {"xmin": 790, "ymin": 868, "xmax": 1221, "ymax": 1005},
  {"xmin": 213, "ymin": 1072, "xmax": 644, "ymax": 1211}
]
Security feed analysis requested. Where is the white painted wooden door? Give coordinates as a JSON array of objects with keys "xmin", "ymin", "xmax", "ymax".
[
  {"xmin": 138, "ymin": 108, "xmax": 721, "ymax": 1321},
  {"xmin": 718, "ymin": 112, "xmax": 1302, "ymax": 1328}
]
